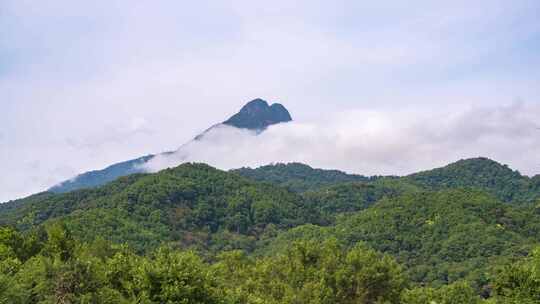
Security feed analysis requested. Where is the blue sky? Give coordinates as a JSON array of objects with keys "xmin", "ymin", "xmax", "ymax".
[{"xmin": 1, "ymin": 0, "xmax": 540, "ymax": 201}]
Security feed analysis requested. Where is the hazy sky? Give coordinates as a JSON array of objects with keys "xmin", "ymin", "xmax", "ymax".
[{"xmin": 1, "ymin": 0, "xmax": 540, "ymax": 202}]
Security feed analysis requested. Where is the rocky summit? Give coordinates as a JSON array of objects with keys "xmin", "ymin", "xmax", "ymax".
[{"xmin": 223, "ymin": 98, "xmax": 292, "ymax": 130}]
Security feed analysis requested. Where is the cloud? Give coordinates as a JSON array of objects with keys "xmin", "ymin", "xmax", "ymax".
[{"xmin": 142, "ymin": 102, "xmax": 540, "ymax": 176}]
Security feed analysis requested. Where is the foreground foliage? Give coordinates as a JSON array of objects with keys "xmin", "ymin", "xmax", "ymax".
[{"xmin": 2, "ymin": 224, "xmax": 539, "ymax": 303}]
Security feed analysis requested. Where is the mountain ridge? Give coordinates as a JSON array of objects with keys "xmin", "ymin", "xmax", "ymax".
[
  {"xmin": 48, "ymin": 98, "xmax": 292, "ymax": 194},
  {"xmin": 405, "ymin": 157, "xmax": 540, "ymax": 203},
  {"xmin": 234, "ymin": 157, "xmax": 540, "ymax": 203}
]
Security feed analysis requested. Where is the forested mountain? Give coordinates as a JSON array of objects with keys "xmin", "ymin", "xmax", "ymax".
[
  {"xmin": 236, "ymin": 157, "xmax": 540, "ymax": 203},
  {"xmin": 265, "ymin": 189, "xmax": 540, "ymax": 290},
  {"xmin": 232, "ymin": 163, "xmax": 378, "ymax": 192},
  {"xmin": 2, "ymin": 164, "xmax": 318, "ymax": 253},
  {"xmin": 406, "ymin": 157, "xmax": 540, "ymax": 203},
  {"xmin": 3, "ymin": 158, "xmax": 540, "ymax": 303},
  {"xmin": 49, "ymin": 98, "xmax": 293, "ymax": 194}
]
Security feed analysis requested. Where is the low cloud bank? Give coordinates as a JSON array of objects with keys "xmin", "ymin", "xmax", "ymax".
[{"xmin": 142, "ymin": 102, "xmax": 540, "ymax": 176}]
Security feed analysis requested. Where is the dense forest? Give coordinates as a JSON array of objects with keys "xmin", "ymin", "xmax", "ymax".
[
  {"xmin": 2, "ymin": 224, "xmax": 540, "ymax": 303},
  {"xmin": 232, "ymin": 163, "xmax": 377, "ymax": 193},
  {"xmin": 2, "ymin": 157, "xmax": 540, "ymax": 303}
]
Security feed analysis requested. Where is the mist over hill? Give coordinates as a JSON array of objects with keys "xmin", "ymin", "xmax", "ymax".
[{"xmin": 48, "ymin": 98, "xmax": 293, "ymax": 194}]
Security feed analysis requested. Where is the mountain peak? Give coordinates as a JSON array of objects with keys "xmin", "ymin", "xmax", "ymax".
[
  {"xmin": 407, "ymin": 157, "xmax": 526, "ymax": 202},
  {"xmin": 223, "ymin": 98, "xmax": 292, "ymax": 130},
  {"xmin": 49, "ymin": 98, "xmax": 293, "ymax": 193},
  {"xmin": 242, "ymin": 98, "xmax": 269, "ymax": 109}
]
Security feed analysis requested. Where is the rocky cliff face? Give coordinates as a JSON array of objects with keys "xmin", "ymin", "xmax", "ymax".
[{"xmin": 223, "ymin": 98, "xmax": 292, "ymax": 130}]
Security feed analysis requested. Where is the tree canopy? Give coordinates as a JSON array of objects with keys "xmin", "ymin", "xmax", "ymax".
[{"xmin": 2, "ymin": 158, "xmax": 540, "ymax": 302}]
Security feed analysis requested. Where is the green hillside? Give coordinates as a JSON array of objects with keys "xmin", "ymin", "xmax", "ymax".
[
  {"xmin": 262, "ymin": 188, "xmax": 540, "ymax": 291},
  {"xmin": 1, "ymin": 163, "xmax": 320, "ymax": 253},
  {"xmin": 2, "ymin": 158, "xmax": 540, "ymax": 302},
  {"xmin": 406, "ymin": 157, "xmax": 540, "ymax": 203},
  {"xmin": 236, "ymin": 158, "xmax": 540, "ymax": 203},
  {"xmin": 232, "ymin": 162, "xmax": 378, "ymax": 192}
]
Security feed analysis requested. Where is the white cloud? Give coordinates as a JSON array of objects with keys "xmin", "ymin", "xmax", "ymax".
[{"xmin": 143, "ymin": 102, "xmax": 540, "ymax": 176}]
